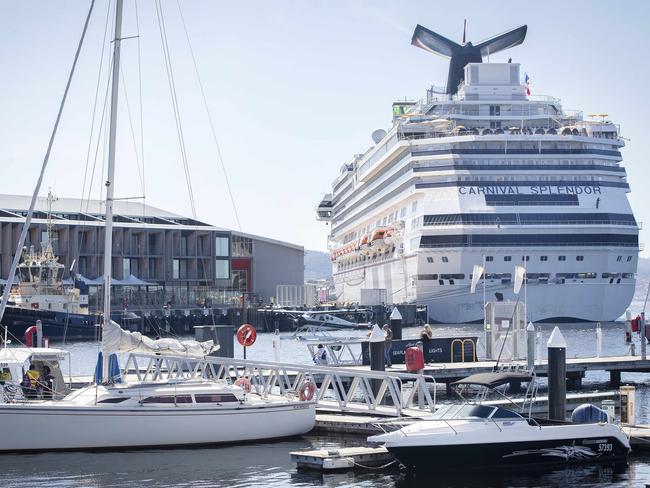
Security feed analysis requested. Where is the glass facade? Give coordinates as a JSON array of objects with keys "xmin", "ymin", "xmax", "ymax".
[
  {"xmin": 215, "ymin": 236, "xmax": 229, "ymax": 257},
  {"xmin": 232, "ymin": 236, "xmax": 252, "ymax": 257},
  {"xmin": 215, "ymin": 259, "xmax": 229, "ymax": 279}
]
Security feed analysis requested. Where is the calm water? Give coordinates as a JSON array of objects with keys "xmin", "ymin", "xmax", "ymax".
[{"xmin": 2, "ymin": 321, "xmax": 650, "ymax": 487}]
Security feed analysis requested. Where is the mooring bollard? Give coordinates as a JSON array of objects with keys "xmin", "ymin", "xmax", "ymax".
[
  {"xmin": 36, "ymin": 320, "xmax": 43, "ymax": 348},
  {"xmin": 272, "ymin": 329, "xmax": 281, "ymax": 362},
  {"xmin": 625, "ymin": 310, "xmax": 632, "ymax": 343},
  {"xmin": 547, "ymin": 326, "xmax": 567, "ymax": 421},
  {"xmin": 596, "ymin": 322, "xmax": 602, "ymax": 358},
  {"xmin": 389, "ymin": 307, "xmax": 403, "ymax": 340},
  {"xmin": 642, "ymin": 313, "xmax": 647, "ymax": 361},
  {"xmin": 368, "ymin": 323, "xmax": 386, "ymax": 396},
  {"xmin": 526, "ymin": 322, "xmax": 535, "ymax": 369}
]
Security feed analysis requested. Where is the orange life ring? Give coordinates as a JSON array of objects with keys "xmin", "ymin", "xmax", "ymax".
[
  {"xmin": 236, "ymin": 324, "xmax": 257, "ymax": 347},
  {"xmin": 299, "ymin": 381, "xmax": 316, "ymax": 401},
  {"xmin": 234, "ymin": 377, "xmax": 252, "ymax": 394}
]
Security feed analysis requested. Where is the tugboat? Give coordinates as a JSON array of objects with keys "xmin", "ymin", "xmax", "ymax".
[{"xmin": 0, "ymin": 191, "xmax": 98, "ymax": 341}]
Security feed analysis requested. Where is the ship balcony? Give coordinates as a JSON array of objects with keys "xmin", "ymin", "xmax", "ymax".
[{"xmin": 316, "ymin": 195, "xmax": 333, "ymax": 222}]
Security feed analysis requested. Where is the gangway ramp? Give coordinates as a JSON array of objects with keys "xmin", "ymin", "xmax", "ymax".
[{"xmin": 123, "ymin": 353, "xmax": 436, "ymax": 417}]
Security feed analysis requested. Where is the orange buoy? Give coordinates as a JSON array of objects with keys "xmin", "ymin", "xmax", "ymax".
[
  {"xmin": 234, "ymin": 377, "xmax": 252, "ymax": 394},
  {"xmin": 299, "ymin": 381, "xmax": 316, "ymax": 401},
  {"xmin": 236, "ymin": 324, "xmax": 257, "ymax": 347}
]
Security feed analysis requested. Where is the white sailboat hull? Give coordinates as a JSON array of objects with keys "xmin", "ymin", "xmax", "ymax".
[{"xmin": 0, "ymin": 401, "xmax": 315, "ymax": 451}]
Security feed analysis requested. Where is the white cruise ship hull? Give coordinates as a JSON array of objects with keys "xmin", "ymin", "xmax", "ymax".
[{"xmin": 333, "ymin": 249, "xmax": 636, "ymax": 323}]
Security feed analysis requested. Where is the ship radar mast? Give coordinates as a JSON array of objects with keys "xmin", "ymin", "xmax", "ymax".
[{"xmin": 411, "ymin": 23, "xmax": 527, "ymax": 95}]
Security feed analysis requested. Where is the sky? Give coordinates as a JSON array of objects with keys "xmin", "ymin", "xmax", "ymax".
[{"xmin": 0, "ymin": 1, "xmax": 649, "ymax": 253}]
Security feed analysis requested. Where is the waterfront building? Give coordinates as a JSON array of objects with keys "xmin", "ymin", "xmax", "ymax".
[{"xmin": 0, "ymin": 194, "xmax": 303, "ymax": 308}]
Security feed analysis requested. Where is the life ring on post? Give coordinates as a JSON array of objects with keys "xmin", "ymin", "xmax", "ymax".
[
  {"xmin": 234, "ymin": 377, "xmax": 252, "ymax": 394},
  {"xmin": 236, "ymin": 324, "xmax": 257, "ymax": 347},
  {"xmin": 299, "ymin": 381, "xmax": 316, "ymax": 402}
]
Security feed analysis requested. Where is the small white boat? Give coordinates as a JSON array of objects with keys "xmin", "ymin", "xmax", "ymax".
[
  {"xmin": 0, "ymin": 376, "xmax": 315, "ymax": 452},
  {"xmin": 369, "ymin": 372, "xmax": 630, "ymax": 471}
]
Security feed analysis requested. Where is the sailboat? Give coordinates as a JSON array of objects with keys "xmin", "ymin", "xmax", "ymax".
[{"xmin": 0, "ymin": 0, "xmax": 315, "ymax": 451}]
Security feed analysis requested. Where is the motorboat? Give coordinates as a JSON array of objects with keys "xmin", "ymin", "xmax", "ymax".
[{"xmin": 369, "ymin": 371, "xmax": 629, "ymax": 471}]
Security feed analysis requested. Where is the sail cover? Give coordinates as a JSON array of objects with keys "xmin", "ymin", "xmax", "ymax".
[{"xmin": 102, "ymin": 319, "xmax": 218, "ymax": 357}]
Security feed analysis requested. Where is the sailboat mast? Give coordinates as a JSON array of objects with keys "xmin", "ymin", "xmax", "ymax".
[{"xmin": 102, "ymin": 0, "xmax": 123, "ymax": 355}]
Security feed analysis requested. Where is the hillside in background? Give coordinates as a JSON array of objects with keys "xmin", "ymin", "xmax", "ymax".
[{"xmin": 304, "ymin": 250, "xmax": 331, "ymax": 281}]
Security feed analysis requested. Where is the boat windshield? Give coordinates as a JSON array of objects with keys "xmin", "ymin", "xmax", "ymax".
[{"xmin": 432, "ymin": 404, "xmax": 524, "ymax": 420}]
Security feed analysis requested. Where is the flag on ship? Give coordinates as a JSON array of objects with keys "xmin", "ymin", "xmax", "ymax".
[
  {"xmin": 514, "ymin": 266, "xmax": 526, "ymax": 294},
  {"xmin": 470, "ymin": 264, "xmax": 484, "ymax": 294},
  {"xmin": 525, "ymin": 73, "xmax": 531, "ymax": 96}
]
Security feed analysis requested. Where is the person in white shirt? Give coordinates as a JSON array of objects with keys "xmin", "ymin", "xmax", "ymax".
[{"xmin": 313, "ymin": 344, "xmax": 328, "ymax": 365}]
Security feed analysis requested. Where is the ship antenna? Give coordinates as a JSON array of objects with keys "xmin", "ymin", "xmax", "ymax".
[{"xmin": 462, "ymin": 19, "xmax": 466, "ymax": 45}]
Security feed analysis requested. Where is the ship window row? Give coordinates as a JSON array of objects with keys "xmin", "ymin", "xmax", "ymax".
[
  {"xmin": 423, "ymin": 213, "xmax": 637, "ymax": 227},
  {"xmin": 411, "ymin": 147, "xmax": 621, "ymax": 158},
  {"xmin": 426, "ymin": 254, "xmax": 634, "ymax": 263},
  {"xmin": 419, "ymin": 233, "xmax": 638, "ymax": 248},
  {"xmin": 485, "ymin": 194, "xmax": 579, "ymax": 206},
  {"xmin": 417, "ymin": 272, "xmax": 633, "ymax": 282},
  {"xmin": 413, "ymin": 162, "xmax": 625, "ymax": 174}
]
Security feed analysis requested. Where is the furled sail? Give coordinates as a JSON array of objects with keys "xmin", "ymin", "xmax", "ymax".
[{"xmin": 102, "ymin": 319, "xmax": 218, "ymax": 357}]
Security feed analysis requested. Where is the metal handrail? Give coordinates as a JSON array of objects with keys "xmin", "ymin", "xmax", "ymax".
[{"xmin": 122, "ymin": 353, "xmax": 437, "ymax": 417}]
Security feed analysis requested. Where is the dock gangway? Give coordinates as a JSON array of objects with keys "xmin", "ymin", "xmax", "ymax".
[{"xmin": 123, "ymin": 353, "xmax": 436, "ymax": 417}]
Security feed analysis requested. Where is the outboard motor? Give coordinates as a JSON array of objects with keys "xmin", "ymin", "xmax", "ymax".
[{"xmin": 571, "ymin": 403, "xmax": 609, "ymax": 424}]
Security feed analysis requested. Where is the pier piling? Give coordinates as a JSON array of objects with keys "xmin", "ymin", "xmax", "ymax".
[
  {"xmin": 389, "ymin": 307, "xmax": 403, "ymax": 340},
  {"xmin": 368, "ymin": 324, "xmax": 385, "ymax": 395},
  {"xmin": 547, "ymin": 326, "xmax": 567, "ymax": 421}
]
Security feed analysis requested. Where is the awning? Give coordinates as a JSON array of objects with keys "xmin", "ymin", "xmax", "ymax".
[{"xmin": 450, "ymin": 372, "xmax": 533, "ymax": 389}]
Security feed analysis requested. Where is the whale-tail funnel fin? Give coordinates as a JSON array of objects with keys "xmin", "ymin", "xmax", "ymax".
[
  {"xmin": 411, "ymin": 24, "xmax": 461, "ymax": 58},
  {"xmin": 411, "ymin": 24, "xmax": 528, "ymax": 95},
  {"xmin": 476, "ymin": 25, "xmax": 527, "ymax": 57}
]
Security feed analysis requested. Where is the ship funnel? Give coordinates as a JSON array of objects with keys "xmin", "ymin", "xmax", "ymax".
[{"xmin": 411, "ymin": 24, "xmax": 527, "ymax": 95}]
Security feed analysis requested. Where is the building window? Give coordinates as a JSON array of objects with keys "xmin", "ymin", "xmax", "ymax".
[
  {"xmin": 442, "ymin": 256, "xmax": 449, "ymax": 263},
  {"xmin": 522, "ymin": 256, "xmax": 530, "ymax": 262},
  {"xmin": 504, "ymin": 256, "xmax": 511, "ymax": 262},
  {"xmin": 215, "ymin": 236, "xmax": 229, "ymax": 257},
  {"xmin": 232, "ymin": 270, "xmax": 248, "ymax": 291},
  {"xmin": 558, "ymin": 256, "xmax": 566, "ymax": 261},
  {"xmin": 540, "ymin": 256, "xmax": 548, "ymax": 262},
  {"xmin": 627, "ymin": 256, "xmax": 632, "ymax": 262},
  {"xmin": 215, "ymin": 259, "xmax": 230, "ymax": 279},
  {"xmin": 576, "ymin": 255, "xmax": 584, "ymax": 261},
  {"xmin": 427, "ymin": 257, "xmax": 434, "ymax": 263},
  {"xmin": 616, "ymin": 255, "xmax": 622, "ymax": 262},
  {"xmin": 122, "ymin": 258, "xmax": 131, "ymax": 278},
  {"xmin": 172, "ymin": 259, "xmax": 180, "ymax": 279},
  {"xmin": 485, "ymin": 256, "xmax": 493, "ymax": 262},
  {"xmin": 231, "ymin": 236, "xmax": 253, "ymax": 257}
]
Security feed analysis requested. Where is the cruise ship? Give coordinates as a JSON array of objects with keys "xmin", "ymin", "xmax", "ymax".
[{"xmin": 316, "ymin": 24, "xmax": 639, "ymax": 323}]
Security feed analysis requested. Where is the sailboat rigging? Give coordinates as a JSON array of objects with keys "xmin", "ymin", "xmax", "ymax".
[{"xmin": 0, "ymin": 0, "xmax": 316, "ymax": 451}]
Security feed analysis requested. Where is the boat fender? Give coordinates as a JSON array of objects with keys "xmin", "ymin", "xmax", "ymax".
[
  {"xmin": 236, "ymin": 324, "xmax": 257, "ymax": 347},
  {"xmin": 299, "ymin": 381, "xmax": 316, "ymax": 401},
  {"xmin": 234, "ymin": 377, "xmax": 252, "ymax": 394},
  {"xmin": 24, "ymin": 325, "xmax": 38, "ymax": 348}
]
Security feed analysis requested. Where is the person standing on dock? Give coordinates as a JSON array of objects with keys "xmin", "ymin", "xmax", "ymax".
[
  {"xmin": 420, "ymin": 324, "xmax": 433, "ymax": 363},
  {"xmin": 383, "ymin": 324, "xmax": 393, "ymax": 367}
]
